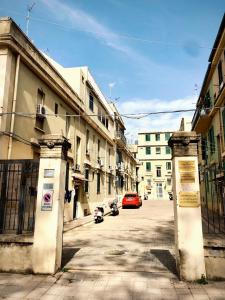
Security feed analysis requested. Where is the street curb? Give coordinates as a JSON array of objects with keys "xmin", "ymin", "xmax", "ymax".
[{"xmin": 63, "ymin": 205, "xmax": 121, "ymax": 233}]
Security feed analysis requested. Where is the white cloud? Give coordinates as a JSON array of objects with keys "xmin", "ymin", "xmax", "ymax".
[
  {"xmin": 108, "ymin": 82, "xmax": 116, "ymax": 88},
  {"xmin": 40, "ymin": 0, "xmax": 151, "ymax": 67},
  {"xmin": 117, "ymin": 96, "xmax": 196, "ymax": 141}
]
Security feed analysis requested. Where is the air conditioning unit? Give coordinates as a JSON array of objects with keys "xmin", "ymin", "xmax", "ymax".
[
  {"xmin": 72, "ymin": 164, "xmax": 80, "ymax": 171},
  {"xmin": 109, "ymin": 166, "xmax": 114, "ymax": 173},
  {"xmin": 120, "ymin": 162, "xmax": 125, "ymax": 172},
  {"xmin": 99, "ymin": 159, "xmax": 104, "ymax": 167},
  {"xmin": 36, "ymin": 104, "xmax": 46, "ymax": 118}
]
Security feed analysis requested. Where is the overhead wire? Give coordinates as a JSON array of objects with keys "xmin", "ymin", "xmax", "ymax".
[
  {"xmin": 0, "ymin": 8, "xmax": 225, "ymax": 51},
  {"xmin": 0, "ymin": 107, "xmax": 197, "ymax": 119}
]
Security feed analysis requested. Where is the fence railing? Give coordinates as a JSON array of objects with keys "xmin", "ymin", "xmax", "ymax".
[
  {"xmin": 0, "ymin": 160, "xmax": 39, "ymax": 234},
  {"xmin": 201, "ymin": 163, "xmax": 225, "ymax": 234}
]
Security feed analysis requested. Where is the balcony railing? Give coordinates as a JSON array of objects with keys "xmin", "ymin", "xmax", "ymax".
[{"xmin": 115, "ymin": 131, "xmax": 127, "ymax": 145}]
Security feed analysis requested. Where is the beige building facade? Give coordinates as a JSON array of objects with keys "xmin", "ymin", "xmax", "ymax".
[
  {"xmin": 0, "ymin": 17, "xmax": 136, "ymax": 225},
  {"xmin": 192, "ymin": 14, "xmax": 225, "ymax": 234},
  {"xmin": 136, "ymin": 131, "xmax": 173, "ymax": 200}
]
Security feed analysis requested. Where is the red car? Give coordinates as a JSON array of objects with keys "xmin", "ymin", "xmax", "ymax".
[{"xmin": 122, "ymin": 192, "xmax": 142, "ymax": 208}]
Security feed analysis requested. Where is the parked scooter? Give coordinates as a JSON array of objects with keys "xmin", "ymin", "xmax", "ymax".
[
  {"xmin": 109, "ymin": 199, "xmax": 119, "ymax": 216},
  {"xmin": 94, "ymin": 207, "xmax": 104, "ymax": 223},
  {"xmin": 168, "ymin": 192, "xmax": 173, "ymax": 201}
]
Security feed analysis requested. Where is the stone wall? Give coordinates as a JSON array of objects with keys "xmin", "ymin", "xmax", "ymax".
[
  {"xmin": 0, "ymin": 235, "xmax": 33, "ymax": 273},
  {"xmin": 204, "ymin": 235, "xmax": 225, "ymax": 280}
]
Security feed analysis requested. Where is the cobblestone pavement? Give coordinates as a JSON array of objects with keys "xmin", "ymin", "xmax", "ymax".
[{"xmin": 1, "ymin": 200, "xmax": 225, "ymax": 299}]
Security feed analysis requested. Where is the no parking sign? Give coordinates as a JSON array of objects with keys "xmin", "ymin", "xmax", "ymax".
[{"xmin": 41, "ymin": 190, "xmax": 54, "ymax": 211}]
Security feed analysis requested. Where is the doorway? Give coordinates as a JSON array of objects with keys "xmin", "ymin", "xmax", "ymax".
[
  {"xmin": 73, "ymin": 186, "xmax": 79, "ymax": 219},
  {"xmin": 156, "ymin": 182, "xmax": 163, "ymax": 199}
]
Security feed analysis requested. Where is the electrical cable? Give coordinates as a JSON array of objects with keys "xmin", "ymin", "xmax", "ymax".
[
  {"xmin": 0, "ymin": 107, "xmax": 197, "ymax": 118},
  {"xmin": 0, "ymin": 8, "xmax": 224, "ymax": 51}
]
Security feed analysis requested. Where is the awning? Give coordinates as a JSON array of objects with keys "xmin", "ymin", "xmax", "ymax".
[
  {"xmin": 84, "ymin": 159, "xmax": 92, "ymax": 167},
  {"xmin": 71, "ymin": 173, "xmax": 88, "ymax": 181}
]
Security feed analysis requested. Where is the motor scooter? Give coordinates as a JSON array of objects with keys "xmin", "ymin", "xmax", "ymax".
[
  {"xmin": 94, "ymin": 207, "xmax": 104, "ymax": 223},
  {"xmin": 109, "ymin": 199, "xmax": 119, "ymax": 216}
]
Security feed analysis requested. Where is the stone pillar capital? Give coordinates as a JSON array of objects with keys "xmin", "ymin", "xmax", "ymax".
[
  {"xmin": 168, "ymin": 131, "xmax": 199, "ymax": 158},
  {"xmin": 38, "ymin": 134, "xmax": 71, "ymax": 160}
]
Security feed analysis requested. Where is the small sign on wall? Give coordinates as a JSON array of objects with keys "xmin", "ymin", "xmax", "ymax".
[
  {"xmin": 179, "ymin": 160, "xmax": 196, "ymax": 184},
  {"xmin": 178, "ymin": 191, "xmax": 200, "ymax": 207},
  {"xmin": 44, "ymin": 169, "xmax": 55, "ymax": 178},
  {"xmin": 41, "ymin": 185, "xmax": 54, "ymax": 211}
]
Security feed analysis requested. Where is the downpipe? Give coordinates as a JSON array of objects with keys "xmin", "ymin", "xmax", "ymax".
[{"xmin": 7, "ymin": 54, "xmax": 20, "ymax": 159}]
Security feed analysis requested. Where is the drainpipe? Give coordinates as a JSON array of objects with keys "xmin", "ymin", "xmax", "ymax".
[{"xmin": 7, "ymin": 54, "xmax": 20, "ymax": 159}]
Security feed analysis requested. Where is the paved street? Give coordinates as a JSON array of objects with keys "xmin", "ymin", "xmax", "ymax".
[{"xmin": 0, "ymin": 200, "xmax": 225, "ymax": 299}]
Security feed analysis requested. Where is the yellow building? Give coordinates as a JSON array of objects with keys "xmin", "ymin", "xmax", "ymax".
[
  {"xmin": 192, "ymin": 14, "xmax": 225, "ymax": 232},
  {"xmin": 0, "ymin": 17, "xmax": 136, "ymax": 224},
  {"xmin": 136, "ymin": 131, "xmax": 173, "ymax": 200}
]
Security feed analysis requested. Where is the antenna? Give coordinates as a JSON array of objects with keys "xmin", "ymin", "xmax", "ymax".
[
  {"xmin": 194, "ymin": 83, "xmax": 198, "ymax": 97},
  {"xmin": 26, "ymin": 2, "xmax": 36, "ymax": 37}
]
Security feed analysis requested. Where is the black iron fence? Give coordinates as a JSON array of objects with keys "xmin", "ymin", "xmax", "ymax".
[
  {"xmin": 201, "ymin": 162, "xmax": 225, "ymax": 234},
  {"xmin": 0, "ymin": 160, "xmax": 39, "ymax": 234}
]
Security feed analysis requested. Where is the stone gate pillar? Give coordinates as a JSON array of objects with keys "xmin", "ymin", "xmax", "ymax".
[
  {"xmin": 168, "ymin": 132, "xmax": 206, "ymax": 281},
  {"xmin": 32, "ymin": 135, "xmax": 71, "ymax": 274}
]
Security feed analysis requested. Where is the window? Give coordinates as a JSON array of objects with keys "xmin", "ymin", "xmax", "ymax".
[
  {"xmin": 165, "ymin": 133, "xmax": 170, "ymax": 141},
  {"xmin": 65, "ymin": 113, "xmax": 70, "ymax": 137},
  {"xmin": 146, "ymin": 162, "xmax": 151, "ymax": 171},
  {"xmin": 147, "ymin": 179, "xmax": 151, "ymax": 186},
  {"xmin": 89, "ymin": 93, "xmax": 94, "ymax": 111},
  {"xmin": 86, "ymin": 129, "xmax": 89, "ymax": 154},
  {"xmin": 35, "ymin": 89, "xmax": 45, "ymax": 130},
  {"xmin": 76, "ymin": 136, "xmax": 81, "ymax": 165},
  {"xmin": 97, "ymin": 139, "xmax": 100, "ymax": 158},
  {"xmin": 156, "ymin": 147, "xmax": 161, "ymax": 154},
  {"xmin": 208, "ymin": 126, "xmax": 215, "ymax": 154},
  {"xmin": 97, "ymin": 173, "xmax": 100, "ymax": 194},
  {"xmin": 54, "ymin": 103, "xmax": 58, "ymax": 115},
  {"xmin": 166, "ymin": 162, "xmax": 171, "ymax": 170},
  {"xmin": 222, "ymin": 109, "xmax": 225, "ymax": 143},
  {"xmin": 145, "ymin": 134, "xmax": 151, "ymax": 141},
  {"xmin": 108, "ymin": 148, "xmax": 111, "ymax": 167},
  {"xmin": 98, "ymin": 107, "xmax": 109, "ymax": 129},
  {"xmin": 108, "ymin": 175, "xmax": 111, "ymax": 194},
  {"xmin": 155, "ymin": 133, "xmax": 160, "ymax": 141},
  {"xmin": 167, "ymin": 178, "xmax": 172, "ymax": 186},
  {"xmin": 201, "ymin": 138, "xmax": 207, "ymax": 161},
  {"xmin": 156, "ymin": 166, "xmax": 161, "ymax": 177},
  {"xmin": 218, "ymin": 60, "xmax": 223, "ymax": 87},
  {"xmin": 84, "ymin": 169, "xmax": 89, "ymax": 193},
  {"xmin": 205, "ymin": 91, "xmax": 211, "ymax": 108},
  {"xmin": 166, "ymin": 146, "xmax": 171, "ymax": 154},
  {"xmin": 146, "ymin": 146, "xmax": 151, "ymax": 155}
]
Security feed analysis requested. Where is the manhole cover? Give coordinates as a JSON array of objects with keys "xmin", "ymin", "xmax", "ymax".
[{"xmin": 105, "ymin": 249, "xmax": 126, "ymax": 256}]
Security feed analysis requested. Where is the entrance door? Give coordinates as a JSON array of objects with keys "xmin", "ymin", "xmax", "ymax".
[
  {"xmin": 156, "ymin": 182, "xmax": 163, "ymax": 199},
  {"xmin": 0, "ymin": 160, "xmax": 39, "ymax": 234},
  {"xmin": 73, "ymin": 187, "xmax": 79, "ymax": 219}
]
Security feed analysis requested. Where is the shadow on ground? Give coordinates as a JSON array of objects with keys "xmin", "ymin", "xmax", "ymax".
[
  {"xmin": 151, "ymin": 249, "xmax": 177, "ymax": 276},
  {"xmin": 61, "ymin": 247, "xmax": 81, "ymax": 268}
]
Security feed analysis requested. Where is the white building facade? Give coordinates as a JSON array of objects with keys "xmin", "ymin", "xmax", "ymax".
[{"xmin": 137, "ymin": 131, "xmax": 173, "ymax": 200}]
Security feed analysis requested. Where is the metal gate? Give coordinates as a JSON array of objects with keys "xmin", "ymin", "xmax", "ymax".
[
  {"xmin": 0, "ymin": 160, "xmax": 39, "ymax": 234},
  {"xmin": 201, "ymin": 163, "xmax": 225, "ymax": 234}
]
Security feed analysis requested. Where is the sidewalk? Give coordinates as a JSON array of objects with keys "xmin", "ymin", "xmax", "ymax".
[
  {"xmin": 0, "ymin": 201, "xmax": 225, "ymax": 299},
  {"xmin": 0, "ymin": 269, "xmax": 225, "ymax": 299}
]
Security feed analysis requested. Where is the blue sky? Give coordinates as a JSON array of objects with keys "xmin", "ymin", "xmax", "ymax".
[{"xmin": 0, "ymin": 0, "xmax": 224, "ymax": 139}]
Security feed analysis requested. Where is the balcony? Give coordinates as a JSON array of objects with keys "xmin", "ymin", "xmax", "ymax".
[
  {"xmin": 115, "ymin": 131, "xmax": 127, "ymax": 146},
  {"xmin": 192, "ymin": 108, "xmax": 212, "ymax": 134},
  {"xmin": 117, "ymin": 162, "xmax": 125, "ymax": 173},
  {"xmin": 135, "ymin": 175, "xmax": 141, "ymax": 182}
]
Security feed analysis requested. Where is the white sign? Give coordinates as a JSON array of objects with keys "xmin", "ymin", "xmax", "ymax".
[{"xmin": 41, "ymin": 190, "xmax": 53, "ymax": 211}]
